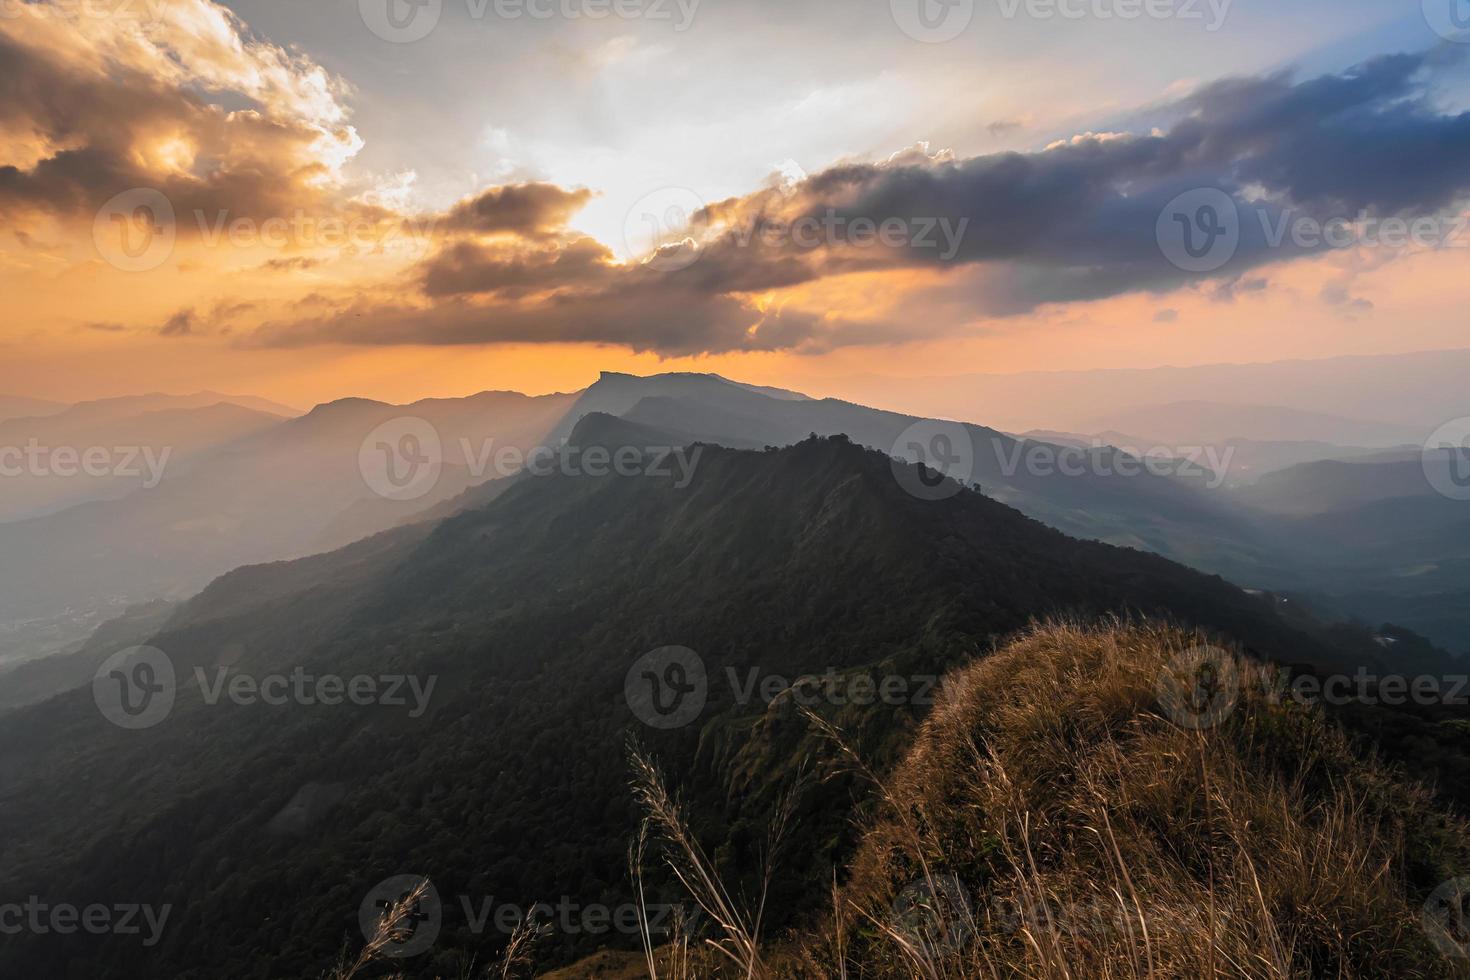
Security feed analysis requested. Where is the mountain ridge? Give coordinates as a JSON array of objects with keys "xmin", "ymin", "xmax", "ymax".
[{"xmin": 0, "ymin": 434, "xmax": 1419, "ymax": 977}]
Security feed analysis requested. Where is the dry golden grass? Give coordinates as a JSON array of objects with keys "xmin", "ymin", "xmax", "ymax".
[
  {"xmin": 627, "ymin": 743, "xmax": 807, "ymax": 979},
  {"xmin": 537, "ymin": 949, "xmax": 682, "ymax": 979},
  {"xmin": 786, "ymin": 620, "xmax": 1470, "ymax": 979},
  {"xmin": 336, "ymin": 621, "xmax": 1470, "ymax": 978},
  {"xmin": 327, "ymin": 878, "xmax": 542, "ymax": 980}
]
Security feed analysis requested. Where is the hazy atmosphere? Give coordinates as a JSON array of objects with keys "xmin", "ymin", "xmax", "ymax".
[{"xmin": 3, "ymin": 0, "xmax": 1470, "ymax": 977}]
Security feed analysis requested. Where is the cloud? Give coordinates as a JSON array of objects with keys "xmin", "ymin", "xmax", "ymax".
[
  {"xmin": 441, "ymin": 183, "xmax": 595, "ymax": 237},
  {"xmin": 638, "ymin": 49, "xmax": 1470, "ymax": 317},
  {"xmin": 0, "ymin": 0, "xmax": 359, "ymax": 225},
  {"xmin": 234, "ymin": 48, "xmax": 1470, "ymax": 354},
  {"xmin": 247, "ymin": 287, "xmax": 876, "ymax": 356},
  {"xmin": 160, "ymin": 308, "xmax": 195, "ymax": 337},
  {"xmin": 1210, "ymin": 276, "xmax": 1269, "ymax": 303},
  {"xmin": 421, "ymin": 237, "xmax": 617, "ymax": 298},
  {"xmin": 1320, "ymin": 281, "xmax": 1375, "ymax": 315},
  {"xmin": 155, "ymin": 299, "xmax": 258, "ymax": 337},
  {"xmin": 260, "ymin": 256, "xmax": 327, "ymax": 272}
]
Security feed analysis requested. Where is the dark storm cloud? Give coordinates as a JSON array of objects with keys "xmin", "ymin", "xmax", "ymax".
[
  {"xmin": 252, "ymin": 49, "xmax": 1470, "ymax": 354},
  {"xmin": 659, "ymin": 49, "xmax": 1470, "ymax": 310},
  {"xmin": 441, "ymin": 183, "xmax": 596, "ymax": 237},
  {"xmin": 248, "ymin": 283, "xmax": 863, "ymax": 356},
  {"xmin": 422, "ymin": 237, "xmax": 618, "ymax": 298}
]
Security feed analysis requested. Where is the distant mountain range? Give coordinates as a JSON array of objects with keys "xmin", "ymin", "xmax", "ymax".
[
  {"xmin": 1020, "ymin": 429, "xmax": 1398, "ymax": 486},
  {"xmin": 0, "ymin": 388, "xmax": 576, "ymax": 633},
  {"xmin": 0, "ymin": 395, "xmax": 67, "ymax": 424},
  {"xmin": 833, "ymin": 347, "xmax": 1470, "ymax": 435},
  {"xmin": 0, "ymin": 400, "xmax": 291, "ymax": 523},
  {"xmin": 1, "ymin": 370, "xmax": 1467, "ymax": 679},
  {"xmin": 1074, "ymin": 400, "xmax": 1427, "ymax": 449}
]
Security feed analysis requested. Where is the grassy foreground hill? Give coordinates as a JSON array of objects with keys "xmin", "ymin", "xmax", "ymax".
[
  {"xmin": 774, "ymin": 622, "xmax": 1470, "ymax": 978},
  {"xmin": 352, "ymin": 621, "xmax": 1470, "ymax": 978}
]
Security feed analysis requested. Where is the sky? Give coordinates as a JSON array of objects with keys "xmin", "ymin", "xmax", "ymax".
[{"xmin": 1, "ymin": 0, "xmax": 1469, "ymax": 408}]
